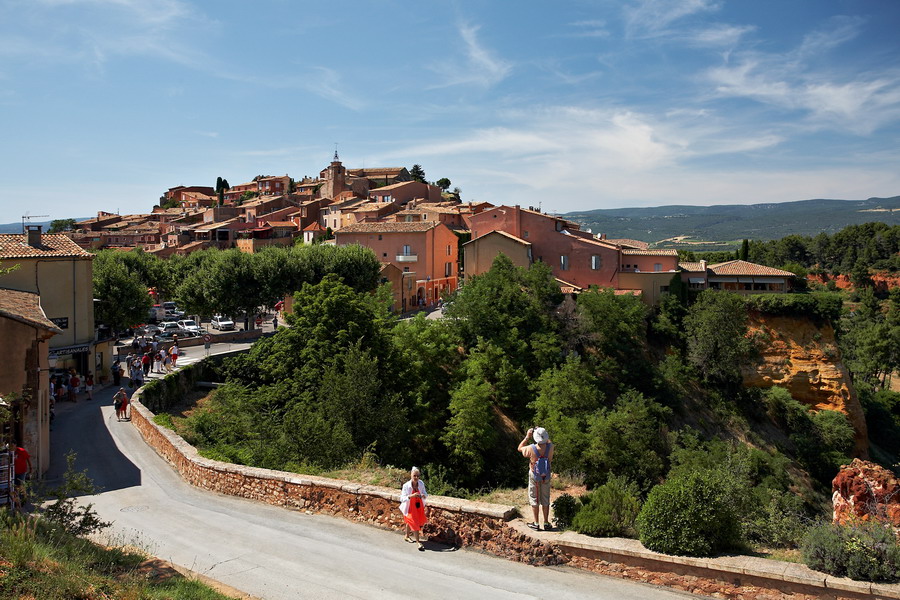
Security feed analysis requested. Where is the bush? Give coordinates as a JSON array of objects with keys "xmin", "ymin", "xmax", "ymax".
[
  {"xmin": 745, "ymin": 292, "xmax": 843, "ymax": 323},
  {"xmin": 802, "ymin": 521, "xmax": 900, "ymax": 582},
  {"xmin": 637, "ymin": 469, "xmax": 740, "ymax": 557},
  {"xmin": 552, "ymin": 493, "xmax": 578, "ymax": 529},
  {"xmin": 572, "ymin": 475, "xmax": 641, "ymax": 538}
]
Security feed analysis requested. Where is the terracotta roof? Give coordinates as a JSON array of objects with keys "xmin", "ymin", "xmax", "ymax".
[
  {"xmin": 370, "ymin": 181, "xmax": 423, "ymax": 192},
  {"xmin": 708, "ymin": 260, "xmax": 795, "ymax": 277},
  {"xmin": 352, "ymin": 202, "xmax": 396, "ymax": 213},
  {"xmin": 621, "ymin": 248, "xmax": 679, "ymax": 256},
  {"xmin": 0, "ymin": 233, "xmax": 93, "ymax": 259},
  {"xmin": 464, "ymin": 230, "xmax": 530, "ymax": 246},
  {"xmin": 337, "ymin": 221, "xmax": 439, "ymax": 234},
  {"xmin": 555, "ymin": 278, "xmax": 583, "ymax": 294},
  {"xmin": 264, "ymin": 221, "xmax": 297, "ymax": 228},
  {"xmin": 349, "ymin": 167, "xmax": 406, "ymax": 177},
  {"xmin": 303, "ymin": 222, "xmax": 325, "ymax": 231},
  {"xmin": 678, "ymin": 262, "xmax": 706, "ymax": 272},
  {"xmin": 0, "ymin": 288, "xmax": 63, "ymax": 333},
  {"xmin": 606, "ymin": 238, "xmax": 649, "ymax": 250}
]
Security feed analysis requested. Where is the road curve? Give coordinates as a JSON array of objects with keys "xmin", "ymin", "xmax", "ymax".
[{"xmin": 45, "ymin": 347, "xmax": 697, "ymax": 600}]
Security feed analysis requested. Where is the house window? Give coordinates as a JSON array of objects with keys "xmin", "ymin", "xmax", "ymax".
[
  {"xmin": 383, "ymin": 252, "xmax": 387, "ymax": 257},
  {"xmin": 403, "ymin": 266, "xmax": 410, "ymax": 272},
  {"xmin": 447, "ymin": 244, "xmax": 451, "ymax": 256},
  {"xmin": 591, "ymin": 255, "xmax": 601, "ymax": 270},
  {"xmin": 523, "ymin": 230, "xmax": 529, "ymax": 238},
  {"xmin": 378, "ymin": 235, "xmax": 382, "ymax": 240},
  {"xmin": 403, "ymin": 244, "xmax": 412, "ymax": 256},
  {"xmin": 654, "ymin": 263, "xmax": 662, "ymax": 272},
  {"xmin": 445, "ymin": 262, "xmax": 451, "ymax": 277},
  {"xmin": 560, "ymin": 255, "xmax": 569, "ymax": 271}
]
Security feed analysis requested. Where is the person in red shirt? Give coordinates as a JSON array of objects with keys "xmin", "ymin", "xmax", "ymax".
[{"xmin": 14, "ymin": 445, "xmax": 32, "ymax": 501}]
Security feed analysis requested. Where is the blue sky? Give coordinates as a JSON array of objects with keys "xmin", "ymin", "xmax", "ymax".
[{"xmin": 1, "ymin": 0, "xmax": 899, "ymax": 219}]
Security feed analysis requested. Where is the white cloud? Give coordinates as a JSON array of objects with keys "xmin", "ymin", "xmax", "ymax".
[
  {"xmin": 623, "ymin": 0, "xmax": 720, "ymax": 37},
  {"xmin": 567, "ymin": 19, "xmax": 610, "ymax": 38},
  {"xmin": 430, "ymin": 23, "xmax": 511, "ymax": 88},
  {"xmin": 686, "ymin": 23, "xmax": 755, "ymax": 47}
]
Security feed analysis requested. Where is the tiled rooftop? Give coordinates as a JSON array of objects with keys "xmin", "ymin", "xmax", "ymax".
[
  {"xmin": 337, "ymin": 221, "xmax": 439, "ymax": 234},
  {"xmin": 606, "ymin": 238, "xmax": 649, "ymax": 250},
  {"xmin": 678, "ymin": 261, "xmax": 706, "ymax": 271},
  {"xmin": 0, "ymin": 287, "xmax": 63, "ymax": 333},
  {"xmin": 0, "ymin": 233, "xmax": 93, "ymax": 259},
  {"xmin": 620, "ymin": 248, "xmax": 679, "ymax": 256},
  {"xmin": 709, "ymin": 260, "xmax": 796, "ymax": 276}
]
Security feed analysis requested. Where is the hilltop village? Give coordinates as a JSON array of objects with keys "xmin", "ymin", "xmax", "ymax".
[{"xmin": 65, "ymin": 154, "xmax": 795, "ymax": 312}]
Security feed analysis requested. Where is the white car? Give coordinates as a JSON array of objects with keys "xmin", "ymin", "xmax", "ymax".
[
  {"xmin": 211, "ymin": 315, "xmax": 235, "ymax": 331},
  {"xmin": 177, "ymin": 319, "xmax": 201, "ymax": 333},
  {"xmin": 159, "ymin": 321, "xmax": 182, "ymax": 333}
]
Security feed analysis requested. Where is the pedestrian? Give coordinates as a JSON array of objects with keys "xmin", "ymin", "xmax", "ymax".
[
  {"xmin": 113, "ymin": 387, "xmax": 127, "ymax": 421},
  {"xmin": 163, "ymin": 348, "xmax": 172, "ymax": 372},
  {"xmin": 272, "ymin": 315, "xmax": 278, "ymax": 328},
  {"xmin": 131, "ymin": 336, "xmax": 140, "ymax": 352},
  {"xmin": 142, "ymin": 352, "xmax": 151, "ymax": 377},
  {"xmin": 153, "ymin": 350, "xmax": 162, "ymax": 373},
  {"xmin": 399, "ymin": 466, "xmax": 428, "ymax": 551},
  {"xmin": 151, "ymin": 337, "xmax": 159, "ymax": 354},
  {"xmin": 170, "ymin": 343, "xmax": 179, "ymax": 367},
  {"xmin": 13, "ymin": 444, "xmax": 32, "ymax": 504},
  {"xmin": 517, "ymin": 426, "xmax": 554, "ymax": 531},
  {"xmin": 111, "ymin": 360, "xmax": 122, "ymax": 386},
  {"xmin": 85, "ymin": 371, "xmax": 94, "ymax": 400},
  {"xmin": 55, "ymin": 377, "xmax": 67, "ymax": 404},
  {"xmin": 68, "ymin": 371, "xmax": 81, "ymax": 402}
]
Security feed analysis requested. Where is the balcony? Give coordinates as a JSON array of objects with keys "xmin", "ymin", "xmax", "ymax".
[{"xmin": 395, "ymin": 254, "xmax": 418, "ymax": 262}]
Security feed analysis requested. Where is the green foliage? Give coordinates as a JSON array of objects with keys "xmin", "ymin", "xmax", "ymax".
[
  {"xmin": 745, "ymin": 292, "xmax": 842, "ymax": 322},
  {"xmin": 551, "ymin": 493, "xmax": 578, "ymax": 529},
  {"xmin": 48, "ymin": 218, "xmax": 76, "ymax": 233},
  {"xmin": 409, "ymin": 164, "xmax": 426, "ymax": 183},
  {"xmin": 436, "ymin": 177, "xmax": 451, "ymax": 191},
  {"xmin": 637, "ymin": 468, "xmax": 741, "ymax": 557},
  {"xmin": 585, "ymin": 390, "xmax": 671, "ymax": 492},
  {"xmin": 762, "ymin": 387, "xmax": 854, "ymax": 483},
  {"xmin": 802, "ymin": 521, "xmax": 900, "ymax": 582},
  {"xmin": 571, "ymin": 474, "xmax": 641, "ymax": 538},
  {"xmin": 35, "ymin": 452, "xmax": 112, "ymax": 537},
  {"xmin": 684, "ymin": 290, "xmax": 753, "ymax": 385},
  {"xmin": 531, "ymin": 355, "xmax": 605, "ymax": 475},
  {"xmin": 92, "ymin": 250, "xmax": 153, "ymax": 332}
]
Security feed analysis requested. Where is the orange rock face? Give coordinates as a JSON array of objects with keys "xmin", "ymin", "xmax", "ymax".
[
  {"xmin": 832, "ymin": 458, "xmax": 900, "ymax": 526},
  {"xmin": 742, "ymin": 313, "xmax": 869, "ymax": 456}
]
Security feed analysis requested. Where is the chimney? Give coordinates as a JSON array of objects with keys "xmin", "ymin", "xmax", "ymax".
[
  {"xmin": 700, "ymin": 259, "xmax": 707, "ymax": 271},
  {"xmin": 26, "ymin": 225, "xmax": 42, "ymax": 248},
  {"xmin": 601, "ymin": 233, "xmax": 607, "ymax": 240}
]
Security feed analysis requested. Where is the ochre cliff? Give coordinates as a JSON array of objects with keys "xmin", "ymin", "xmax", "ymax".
[{"xmin": 742, "ymin": 313, "xmax": 869, "ymax": 456}]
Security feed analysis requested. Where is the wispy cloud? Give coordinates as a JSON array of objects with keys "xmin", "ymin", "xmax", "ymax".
[
  {"xmin": 685, "ymin": 23, "xmax": 755, "ymax": 48},
  {"xmin": 623, "ymin": 0, "xmax": 720, "ymax": 37},
  {"xmin": 567, "ymin": 19, "xmax": 610, "ymax": 38},
  {"xmin": 430, "ymin": 23, "xmax": 511, "ymax": 88},
  {"xmin": 707, "ymin": 17, "xmax": 900, "ymax": 135}
]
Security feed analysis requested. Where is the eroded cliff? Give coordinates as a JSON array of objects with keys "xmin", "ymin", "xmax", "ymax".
[{"xmin": 742, "ymin": 313, "xmax": 869, "ymax": 456}]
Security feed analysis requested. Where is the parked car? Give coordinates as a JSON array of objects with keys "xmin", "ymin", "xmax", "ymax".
[
  {"xmin": 138, "ymin": 324, "xmax": 161, "ymax": 337},
  {"xmin": 159, "ymin": 321, "xmax": 182, "ymax": 333},
  {"xmin": 157, "ymin": 329, "xmax": 199, "ymax": 341},
  {"xmin": 211, "ymin": 315, "xmax": 235, "ymax": 331},
  {"xmin": 177, "ymin": 319, "xmax": 201, "ymax": 333}
]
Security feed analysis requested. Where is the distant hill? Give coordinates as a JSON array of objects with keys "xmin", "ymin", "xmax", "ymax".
[
  {"xmin": 0, "ymin": 219, "xmax": 88, "ymax": 234},
  {"xmin": 564, "ymin": 196, "xmax": 900, "ymax": 249}
]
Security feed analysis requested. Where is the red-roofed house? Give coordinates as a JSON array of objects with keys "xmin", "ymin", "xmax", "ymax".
[
  {"xmin": 335, "ymin": 221, "xmax": 458, "ymax": 311},
  {"xmin": 303, "ymin": 221, "xmax": 326, "ymax": 244},
  {"xmin": 679, "ymin": 259, "xmax": 795, "ymax": 293}
]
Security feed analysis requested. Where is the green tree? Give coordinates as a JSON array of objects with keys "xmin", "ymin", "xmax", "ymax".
[
  {"xmin": 436, "ymin": 177, "xmax": 451, "ymax": 191},
  {"xmin": 409, "ymin": 164, "xmax": 426, "ymax": 183},
  {"xmin": 48, "ymin": 218, "xmax": 76, "ymax": 233},
  {"xmin": 684, "ymin": 290, "xmax": 754, "ymax": 385},
  {"xmin": 93, "ymin": 251, "xmax": 153, "ymax": 332},
  {"xmin": 739, "ymin": 239, "xmax": 749, "ymax": 261}
]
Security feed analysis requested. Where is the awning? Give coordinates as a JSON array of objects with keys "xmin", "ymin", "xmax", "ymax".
[
  {"xmin": 688, "ymin": 277, "xmax": 706, "ymax": 283},
  {"xmin": 738, "ymin": 278, "xmax": 754, "ymax": 283}
]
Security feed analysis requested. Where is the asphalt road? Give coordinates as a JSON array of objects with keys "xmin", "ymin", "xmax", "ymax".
[{"xmin": 45, "ymin": 343, "xmax": 697, "ymax": 600}]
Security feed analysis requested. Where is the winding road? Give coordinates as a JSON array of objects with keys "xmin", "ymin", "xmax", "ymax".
[{"xmin": 44, "ymin": 341, "xmax": 698, "ymax": 600}]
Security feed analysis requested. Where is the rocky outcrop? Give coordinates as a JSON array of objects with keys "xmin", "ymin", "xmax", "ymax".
[
  {"xmin": 832, "ymin": 459, "xmax": 900, "ymax": 527},
  {"xmin": 742, "ymin": 313, "xmax": 868, "ymax": 456},
  {"xmin": 809, "ymin": 272, "xmax": 900, "ymax": 292}
]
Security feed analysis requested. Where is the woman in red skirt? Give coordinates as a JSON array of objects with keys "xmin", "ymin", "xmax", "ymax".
[{"xmin": 400, "ymin": 467, "xmax": 428, "ymax": 551}]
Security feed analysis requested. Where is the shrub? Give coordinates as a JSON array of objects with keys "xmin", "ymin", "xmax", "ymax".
[
  {"xmin": 552, "ymin": 493, "xmax": 578, "ymax": 529},
  {"xmin": 637, "ymin": 469, "xmax": 740, "ymax": 557},
  {"xmin": 745, "ymin": 292, "xmax": 843, "ymax": 323},
  {"xmin": 572, "ymin": 475, "xmax": 641, "ymax": 538},
  {"xmin": 802, "ymin": 521, "xmax": 900, "ymax": 582}
]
